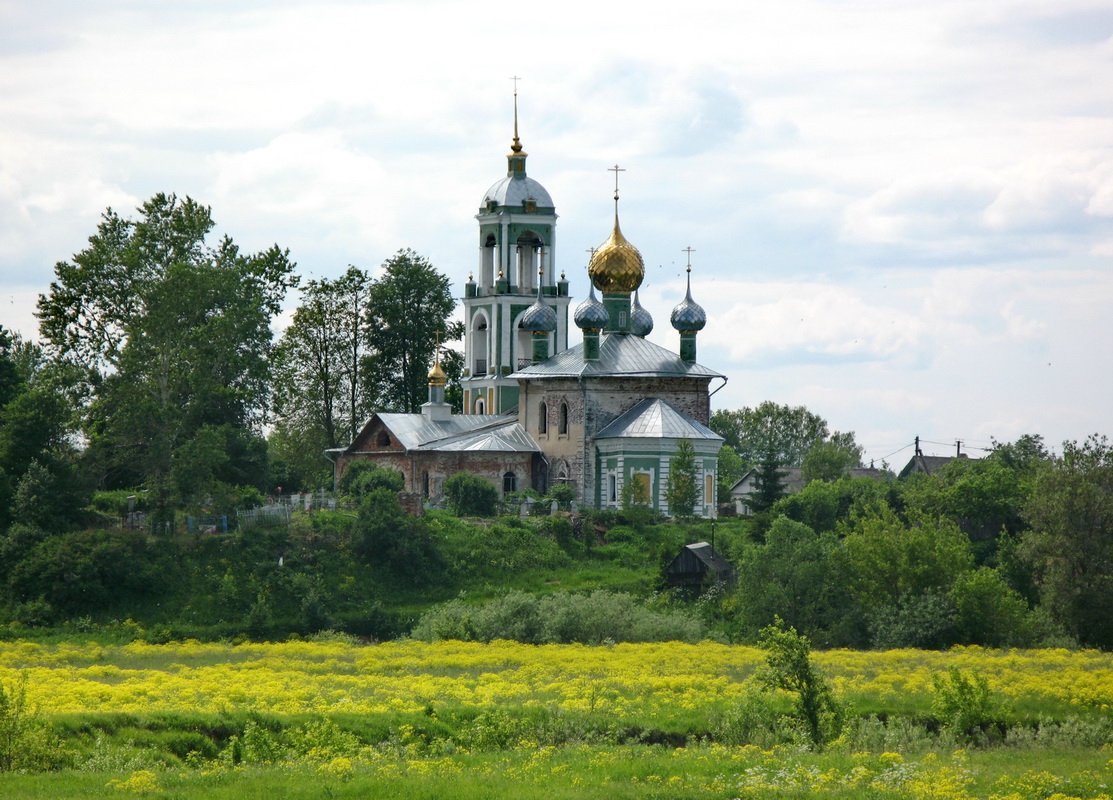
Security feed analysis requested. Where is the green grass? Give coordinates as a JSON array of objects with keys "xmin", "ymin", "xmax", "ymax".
[{"xmin": 1, "ymin": 745, "xmax": 1109, "ymax": 799}]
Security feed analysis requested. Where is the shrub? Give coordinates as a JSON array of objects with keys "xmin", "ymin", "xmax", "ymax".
[
  {"xmin": 712, "ymin": 688, "xmax": 793, "ymax": 747},
  {"xmin": 868, "ymin": 589, "xmax": 957, "ymax": 649},
  {"xmin": 444, "ymin": 472, "xmax": 498, "ymax": 517},
  {"xmin": 931, "ymin": 667, "xmax": 1003, "ymax": 744},
  {"xmin": 339, "ymin": 462, "xmax": 403, "ymax": 496},
  {"xmin": 0, "ymin": 672, "xmax": 69, "ymax": 772},
  {"xmin": 756, "ymin": 617, "xmax": 843, "ymax": 749},
  {"xmin": 410, "ymin": 590, "xmax": 706, "ymax": 644},
  {"xmin": 950, "ymin": 568, "xmax": 1035, "ymax": 647}
]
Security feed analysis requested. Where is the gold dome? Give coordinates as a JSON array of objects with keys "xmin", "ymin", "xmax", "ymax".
[
  {"xmin": 427, "ymin": 360, "xmax": 447, "ymax": 387},
  {"xmin": 588, "ymin": 215, "xmax": 645, "ymax": 294}
]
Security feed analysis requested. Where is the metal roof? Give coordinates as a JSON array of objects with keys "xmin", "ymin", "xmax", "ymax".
[
  {"xmin": 510, "ymin": 332, "xmax": 724, "ymax": 379},
  {"xmin": 372, "ymin": 413, "xmax": 537, "ymax": 453},
  {"xmin": 482, "ymin": 175, "xmax": 554, "ymax": 209},
  {"xmin": 414, "ymin": 420, "xmax": 540, "ymax": 453},
  {"xmin": 594, "ymin": 398, "xmax": 724, "ymax": 441}
]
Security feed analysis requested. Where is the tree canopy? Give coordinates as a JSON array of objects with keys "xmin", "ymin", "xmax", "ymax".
[
  {"xmin": 711, "ymin": 402, "xmax": 862, "ymax": 471},
  {"xmin": 36, "ymin": 194, "xmax": 297, "ymax": 518},
  {"xmin": 363, "ymin": 249, "xmax": 462, "ymax": 414}
]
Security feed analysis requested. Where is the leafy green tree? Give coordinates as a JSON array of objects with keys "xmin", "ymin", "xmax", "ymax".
[
  {"xmin": 771, "ymin": 476, "xmax": 893, "ymax": 535},
  {"xmin": 711, "ymin": 401, "xmax": 861, "ymax": 470},
  {"xmin": 36, "ymin": 194, "xmax": 296, "ymax": 518},
  {"xmin": 950, "ymin": 568, "xmax": 1035, "ymax": 647},
  {"xmin": 665, "ymin": 439, "xmax": 699, "ymax": 519},
  {"xmin": 354, "ymin": 487, "xmax": 442, "ymax": 584},
  {"xmin": 840, "ymin": 505, "xmax": 974, "ymax": 615},
  {"xmin": 716, "ymin": 444, "xmax": 745, "ymax": 505},
  {"xmin": 1021, "ymin": 434, "xmax": 1113, "ymax": 648},
  {"xmin": 733, "ymin": 517, "xmax": 864, "ymax": 647},
  {"xmin": 444, "ymin": 472, "xmax": 499, "ymax": 517},
  {"xmin": 801, "ymin": 439, "xmax": 862, "ymax": 482},
  {"xmin": 0, "ymin": 330, "xmax": 84, "ymax": 532},
  {"xmin": 363, "ymin": 249, "xmax": 463, "ymax": 413},
  {"xmin": 0, "ymin": 327, "xmax": 24, "ymax": 410},
  {"xmin": 756, "ymin": 617, "xmax": 843, "ymax": 749},
  {"xmin": 900, "ymin": 434, "xmax": 1050, "ymax": 550},
  {"xmin": 273, "ymin": 266, "xmax": 371, "ymax": 452}
]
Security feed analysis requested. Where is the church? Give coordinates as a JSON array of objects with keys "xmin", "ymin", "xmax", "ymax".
[{"xmin": 333, "ymin": 104, "xmax": 725, "ymax": 517}]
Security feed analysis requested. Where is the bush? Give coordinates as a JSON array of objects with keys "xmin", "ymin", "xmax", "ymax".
[
  {"xmin": 410, "ymin": 590, "xmax": 706, "ymax": 644},
  {"xmin": 950, "ymin": 568, "xmax": 1035, "ymax": 647},
  {"xmin": 931, "ymin": 667, "xmax": 1004, "ymax": 744},
  {"xmin": 712, "ymin": 689, "xmax": 793, "ymax": 747},
  {"xmin": 868, "ymin": 589, "xmax": 957, "ymax": 649},
  {"xmin": 756, "ymin": 617, "xmax": 843, "ymax": 749},
  {"xmin": 444, "ymin": 472, "xmax": 499, "ymax": 517},
  {"xmin": 0, "ymin": 673, "xmax": 69, "ymax": 771},
  {"xmin": 338, "ymin": 462, "xmax": 403, "ymax": 497}
]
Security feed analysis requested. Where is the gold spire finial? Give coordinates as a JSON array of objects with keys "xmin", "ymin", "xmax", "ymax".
[
  {"xmin": 510, "ymin": 76, "xmax": 524, "ymax": 155},
  {"xmin": 588, "ymin": 164, "xmax": 644, "ymax": 294},
  {"xmin": 428, "ymin": 335, "xmax": 447, "ymax": 386}
]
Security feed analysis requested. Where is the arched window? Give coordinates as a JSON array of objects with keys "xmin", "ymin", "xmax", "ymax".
[
  {"xmin": 538, "ymin": 401, "xmax": 548, "ymax": 435},
  {"xmin": 471, "ymin": 313, "xmax": 489, "ymax": 377},
  {"xmin": 474, "ymin": 396, "xmax": 486, "ymax": 414},
  {"xmin": 503, "ymin": 471, "xmax": 517, "ymax": 494},
  {"xmin": 422, "ymin": 471, "xmax": 430, "ymax": 498},
  {"xmin": 377, "ymin": 431, "xmax": 391, "ymax": 447},
  {"xmin": 559, "ymin": 402, "xmax": 569, "ymax": 435}
]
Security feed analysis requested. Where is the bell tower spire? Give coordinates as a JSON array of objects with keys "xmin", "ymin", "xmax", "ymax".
[{"xmin": 462, "ymin": 81, "xmax": 571, "ymax": 415}]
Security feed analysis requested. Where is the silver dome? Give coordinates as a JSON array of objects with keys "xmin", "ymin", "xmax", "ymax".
[
  {"xmin": 630, "ymin": 289, "xmax": 654, "ymax": 337},
  {"xmin": 481, "ymin": 176, "xmax": 554, "ymax": 210},
  {"xmin": 574, "ymin": 285, "xmax": 609, "ymax": 330}
]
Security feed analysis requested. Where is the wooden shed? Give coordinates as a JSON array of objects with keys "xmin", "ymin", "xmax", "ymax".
[{"xmin": 665, "ymin": 541, "xmax": 735, "ymax": 592}]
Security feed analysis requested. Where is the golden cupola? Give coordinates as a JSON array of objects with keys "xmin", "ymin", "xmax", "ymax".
[
  {"xmin": 588, "ymin": 212, "xmax": 645, "ymax": 294},
  {"xmin": 427, "ymin": 359, "xmax": 447, "ymax": 388}
]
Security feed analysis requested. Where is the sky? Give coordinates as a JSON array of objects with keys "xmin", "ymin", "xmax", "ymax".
[{"xmin": 2, "ymin": 0, "xmax": 1112, "ymax": 468}]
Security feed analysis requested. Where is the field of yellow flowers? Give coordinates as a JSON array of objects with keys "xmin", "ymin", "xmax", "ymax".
[
  {"xmin": 1, "ymin": 638, "xmax": 1109, "ymax": 719},
  {"xmin": 0, "ymin": 638, "xmax": 1110, "ymax": 798}
]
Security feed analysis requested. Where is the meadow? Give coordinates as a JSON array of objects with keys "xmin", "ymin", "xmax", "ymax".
[{"xmin": 0, "ymin": 638, "xmax": 1111, "ymax": 798}]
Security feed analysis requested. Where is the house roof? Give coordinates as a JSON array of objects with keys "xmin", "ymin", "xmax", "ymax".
[
  {"xmin": 898, "ymin": 453, "xmax": 968, "ymax": 479},
  {"xmin": 510, "ymin": 331, "xmax": 723, "ymax": 379},
  {"xmin": 729, "ymin": 466, "xmax": 807, "ymax": 495},
  {"xmin": 729, "ymin": 465, "xmax": 891, "ymax": 495},
  {"xmin": 594, "ymin": 398, "xmax": 723, "ymax": 441}
]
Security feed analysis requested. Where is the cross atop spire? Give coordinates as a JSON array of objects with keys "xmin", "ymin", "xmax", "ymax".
[{"xmin": 608, "ymin": 163, "xmax": 625, "ymax": 205}]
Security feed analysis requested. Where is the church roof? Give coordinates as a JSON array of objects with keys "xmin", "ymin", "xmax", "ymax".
[
  {"xmin": 595, "ymin": 398, "xmax": 724, "ymax": 441},
  {"xmin": 370, "ymin": 413, "xmax": 539, "ymax": 453},
  {"xmin": 482, "ymin": 176, "xmax": 554, "ymax": 210},
  {"xmin": 509, "ymin": 332, "xmax": 724, "ymax": 379}
]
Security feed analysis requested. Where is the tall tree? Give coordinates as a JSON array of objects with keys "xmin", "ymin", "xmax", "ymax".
[
  {"xmin": 1021, "ymin": 434, "xmax": 1113, "ymax": 648},
  {"xmin": 364, "ymin": 249, "xmax": 462, "ymax": 413},
  {"xmin": 274, "ymin": 266, "xmax": 371, "ymax": 451},
  {"xmin": 36, "ymin": 194, "xmax": 296, "ymax": 517},
  {"xmin": 748, "ymin": 445, "xmax": 788, "ymax": 515},
  {"xmin": 665, "ymin": 439, "xmax": 699, "ymax": 519},
  {"xmin": 711, "ymin": 402, "xmax": 861, "ymax": 471}
]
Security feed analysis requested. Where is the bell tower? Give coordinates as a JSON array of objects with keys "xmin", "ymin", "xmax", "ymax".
[{"xmin": 461, "ymin": 85, "xmax": 571, "ymax": 414}]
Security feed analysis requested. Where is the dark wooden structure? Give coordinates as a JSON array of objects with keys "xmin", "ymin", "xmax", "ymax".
[{"xmin": 665, "ymin": 541, "xmax": 735, "ymax": 592}]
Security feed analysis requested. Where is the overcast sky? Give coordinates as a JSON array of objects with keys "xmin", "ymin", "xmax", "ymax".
[{"xmin": 3, "ymin": 0, "xmax": 1112, "ymax": 467}]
